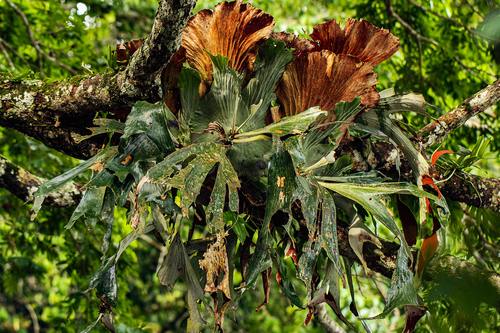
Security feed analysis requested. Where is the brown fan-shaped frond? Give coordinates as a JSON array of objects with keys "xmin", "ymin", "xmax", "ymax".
[
  {"xmin": 115, "ymin": 39, "xmax": 144, "ymax": 67},
  {"xmin": 182, "ymin": 0, "xmax": 275, "ymax": 83},
  {"xmin": 310, "ymin": 19, "xmax": 400, "ymax": 66},
  {"xmin": 271, "ymin": 32, "xmax": 315, "ymax": 58},
  {"xmin": 276, "ymin": 51, "xmax": 379, "ymax": 120}
]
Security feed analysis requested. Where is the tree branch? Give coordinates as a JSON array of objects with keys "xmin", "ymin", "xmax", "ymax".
[
  {"xmin": 336, "ymin": 137, "xmax": 500, "ymax": 212},
  {"xmin": 0, "ymin": 39, "xmax": 15, "ymax": 72},
  {"xmin": 313, "ymin": 304, "xmax": 347, "ymax": 333},
  {"xmin": 0, "ymin": 154, "xmax": 82, "ymax": 207},
  {"xmin": 0, "ymin": 37, "xmax": 33, "ymax": 69},
  {"xmin": 121, "ymin": 0, "xmax": 196, "ymax": 99},
  {"xmin": 417, "ymin": 79, "xmax": 500, "ymax": 149},
  {"xmin": 0, "ymin": 0, "xmax": 196, "ymax": 159}
]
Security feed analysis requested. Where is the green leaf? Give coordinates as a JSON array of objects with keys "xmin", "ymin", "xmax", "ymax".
[
  {"xmin": 95, "ymin": 261, "xmax": 117, "ymax": 307},
  {"xmin": 205, "ymin": 153, "xmax": 240, "ymax": 231},
  {"xmin": 274, "ymin": 248, "xmax": 303, "ymax": 309},
  {"xmin": 74, "ymin": 118, "xmax": 125, "ymax": 143},
  {"xmin": 234, "ymin": 106, "xmax": 328, "ymax": 140},
  {"xmin": 228, "ymin": 140, "xmax": 273, "ymax": 179},
  {"xmin": 65, "ymin": 187, "xmax": 106, "ymax": 229},
  {"xmin": 318, "ymin": 170, "xmax": 390, "ymax": 184},
  {"xmin": 139, "ymin": 182, "xmax": 180, "ymax": 216},
  {"xmin": 318, "ymin": 182, "xmax": 439, "ymax": 257},
  {"xmin": 229, "ymin": 214, "xmax": 250, "ymax": 243},
  {"xmin": 178, "ymin": 67, "xmax": 202, "ymax": 146},
  {"xmin": 31, "ymin": 148, "xmax": 116, "ymax": 220},
  {"xmin": 157, "ymin": 231, "xmax": 208, "ymax": 332},
  {"xmin": 101, "ymin": 188, "xmax": 116, "ymax": 255},
  {"xmin": 302, "ymin": 98, "xmax": 363, "ymax": 151},
  {"xmin": 106, "ymin": 133, "xmax": 161, "ymax": 181},
  {"xmin": 145, "ymin": 142, "xmax": 239, "ymax": 231},
  {"xmin": 239, "ymin": 38, "xmax": 295, "ymax": 132},
  {"xmin": 365, "ymin": 246, "xmax": 419, "ymax": 319},
  {"xmin": 319, "ymin": 188, "xmax": 343, "ymax": 283},
  {"xmin": 192, "ymin": 54, "xmax": 246, "ymax": 134},
  {"xmin": 146, "ymin": 142, "xmax": 219, "ymax": 182},
  {"xmin": 86, "ymin": 224, "xmax": 155, "ymax": 294},
  {"xmin": 297, "ymin": 239, "xmax": 321, "ymax": 299}
]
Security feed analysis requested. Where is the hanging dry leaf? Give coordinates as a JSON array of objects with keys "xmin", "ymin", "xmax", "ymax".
[{"xmin": 199, "ymin": 230, "xmax": 232, "ymax": 299}]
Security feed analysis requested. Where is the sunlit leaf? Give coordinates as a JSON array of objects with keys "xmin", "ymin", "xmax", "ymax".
[
  {"xmin": 74, "ymin": 118, "xmax": 125, "ymax": 143},
  {"xmin": 234, "ymin": 106, "xmax": 327, "ymax": 140}
]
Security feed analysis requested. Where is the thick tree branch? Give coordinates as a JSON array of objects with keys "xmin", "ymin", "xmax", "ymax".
[
  {"xmin": 0, "ymin": 154, "xmax": 82, "ymax": 207},
  {"xmin": 417, "ymin": 79, "xmax": 500, "ymax": 149},
  {"xmin": 423, "ymin": 254, "xmax": 500, "ymax": 312},
  {"xmin": 1, "ymin": 73, "xmax": 134, "ymax": 159},
  {"xmin": 337, "ymin": 138, "xmax": 500, "ymax": 212},
  {"xmin": 121, "ymin": 0, "xmax": 196, "ymax": 99},
  {"xmin": 313, "ymin": 304, "xmax": 347, "ymax": 333},
  {"xmin": 125, "ymin": 0, "xmax": 196, "ymax": 82},
  {"xmin": 0, "ymin": 0, "xmax": 196, "ymax": 159}
]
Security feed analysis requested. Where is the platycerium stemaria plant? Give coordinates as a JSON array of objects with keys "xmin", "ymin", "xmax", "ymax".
[{"xmin": 30, "ymin": 1, "xmax": 449, "ymax": 332}]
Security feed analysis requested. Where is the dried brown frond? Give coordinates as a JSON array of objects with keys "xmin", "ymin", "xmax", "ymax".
[
  {"xmin": 276, "ymin": 51, "xmax": 379, "ymax": 119},
  {"xmin": 182, "ymin": 0, "xmax": 275, "ymax": 83},
  {"xmin": 310, "ymin": 19, "xmax": 400, "ymax": 66},
  {"xmin": 115, "ymin": 39, "xmax": 144, "ymax": 67}
]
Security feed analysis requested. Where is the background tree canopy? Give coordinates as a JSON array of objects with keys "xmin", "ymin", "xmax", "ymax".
[{"xmin": 1, "ymin": 0, "xmax": 500, "ymax": 332}]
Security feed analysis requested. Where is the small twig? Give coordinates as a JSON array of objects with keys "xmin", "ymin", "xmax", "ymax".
[
  {"xmin": 453, "ymin": 55, "xmax": 489, "ymax": 85},
  {"xmin": 0, "ymin": 37, "xmax": 33, "ymax": 68},
  {"xmin": 464, "ymin": 0, "xmax": 484, "ymax": 19},
  {"xmin": 407, "ymin": 0, "xmax": 498, "ymax": 42},
  {"xmin": 21, "ymin": 297, "xmax": 40, "ymax": 333},
  {"xmin": 0, "ymin": 40, "xmax": 15, "ymax": 72},
  {"xmin": 417, "ymin": 38, "xmax": 423, "ymax": 90},
  {"xmin": 385, "ymin": 0, "xmax": 438, "ymax": 46},
  {"xmin": 5, "ymin": 0, "xmax": 78, "ymax": 76}
]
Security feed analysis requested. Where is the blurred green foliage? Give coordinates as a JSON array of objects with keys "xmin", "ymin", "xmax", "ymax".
[{"xmin": 1, "ymin": 0, "xmax": 500, "ymax": 332}]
